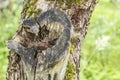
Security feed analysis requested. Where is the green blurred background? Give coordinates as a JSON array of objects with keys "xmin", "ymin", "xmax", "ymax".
[{"xmin": 0, "ymin": 0, "xmax": 120, "ymax": 80}]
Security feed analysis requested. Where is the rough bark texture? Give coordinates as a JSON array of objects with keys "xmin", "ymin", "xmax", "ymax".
[{"xmin": 6, "ymin": 0, "xmax": 98, "ymax": 80}]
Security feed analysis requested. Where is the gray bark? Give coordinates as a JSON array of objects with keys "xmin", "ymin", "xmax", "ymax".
[{"xmin": 6, "ymin": 0, "xmax": 98, "ymax": 80}]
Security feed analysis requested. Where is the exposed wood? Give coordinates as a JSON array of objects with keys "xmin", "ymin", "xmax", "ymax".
[
  {"xmin": 6, "ymin": 0, "xmax": 98, "ymax": 80},
  {"xmin": 6, "ymin": 8, "xmax": 71, "ymax": 80}
]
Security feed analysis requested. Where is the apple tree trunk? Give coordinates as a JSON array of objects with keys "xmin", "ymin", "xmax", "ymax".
[{"xmin": 6, "ymin": 0, "xmax": 98, "ymax": 80}]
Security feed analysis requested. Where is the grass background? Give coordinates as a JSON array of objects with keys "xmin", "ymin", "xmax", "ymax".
[{"xmin": 0, "ymin": 0, "xmax": 120, "ymax": 80}]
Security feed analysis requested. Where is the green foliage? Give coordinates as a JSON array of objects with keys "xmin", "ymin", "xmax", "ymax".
[
  {"xmin": 81, "ymin": 0, "xmax": 120, "ymax": 80},
  {"xmin": 0, "ymin": 1, "xmax": 22, "ymax": 79}
]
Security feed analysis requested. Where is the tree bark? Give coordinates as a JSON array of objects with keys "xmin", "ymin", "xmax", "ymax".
[{"xmin": 6, "ymin": 0, "xmax": 98, "ymax": 80}]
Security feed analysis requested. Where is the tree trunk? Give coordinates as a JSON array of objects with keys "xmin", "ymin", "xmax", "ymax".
[{"xmin": 6, "ymin": 0, "xmax": 98, "ymax": 80}]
